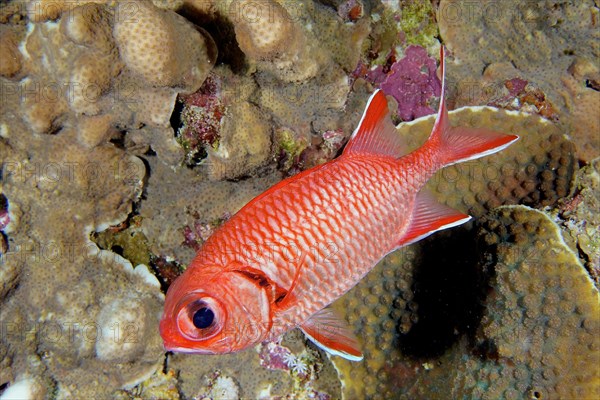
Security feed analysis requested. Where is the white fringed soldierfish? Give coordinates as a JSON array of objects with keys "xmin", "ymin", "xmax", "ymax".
[{"xmin": 160, "ymin": 48, "xmax": 518, "ymax": 360}]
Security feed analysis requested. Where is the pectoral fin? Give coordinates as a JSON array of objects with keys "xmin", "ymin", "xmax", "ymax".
[{"xmin": 300, "ymin": 307, "xmax": 363, "ymax": 361}]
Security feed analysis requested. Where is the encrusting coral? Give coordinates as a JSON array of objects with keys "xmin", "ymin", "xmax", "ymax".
[
  {"xmin": 329, "ymin": 206, "xmax": 598, "ymax": 399},
  {"xmin": 0, "ymin": 117, "xmax": 165, "ymax": 397},
  {"xmin": 397, "ymin": 106, "xmax": 577, "ymax": 216},
  {"xmin": 0, "ymin": 0, "xmax": 215, "ymax": 397},
  {"xmin": 327, "ymin": 106, "xmax": 583, "ymax": 399},
  {"xmin": 437, "ymin": 0, "xmax": 600, "ymax": 161},
  {"xmin": 0, "ymin": 24, "xmax": 23, "ymax": 78},
  {"xmin": 553, "ymin": 158, "xmax": 600, "ymax": 286},
  {"xmin": 462, "ymin": 206, "xmax": 600, "ymax": 399}
]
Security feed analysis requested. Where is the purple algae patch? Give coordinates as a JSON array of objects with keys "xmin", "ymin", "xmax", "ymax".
[{"xmin": 378, "ymin": 45, "xmax": 441, "ymax": 121}]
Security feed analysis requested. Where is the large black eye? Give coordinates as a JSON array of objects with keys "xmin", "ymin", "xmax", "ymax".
[
  {"xmin": 177, "ymin": 297, "xmax": 223, "ymax": 340},
  {"xmin": 193, "ymin": 307, "xmax": 214, "ymax": 329}
]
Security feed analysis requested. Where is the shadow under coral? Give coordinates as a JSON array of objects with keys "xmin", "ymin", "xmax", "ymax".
[{"xmin": 398, "ymin": 225, "xmax": 490, "ymax": 359}]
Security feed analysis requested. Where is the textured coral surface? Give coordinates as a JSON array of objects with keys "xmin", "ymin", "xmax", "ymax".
[
  {"xmin": 330, "ymin": 206, "xmax": 599, "ymax": 399},
  {"xmin": 0, "ymin": 0, "xmax": 598, "ymax": 399},
  {"xmin": 438, "ymin": 0, "xmax": 600, "ymax": 162}
]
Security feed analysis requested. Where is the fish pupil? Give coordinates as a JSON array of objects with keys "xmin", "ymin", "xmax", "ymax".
[{"xmin": 192, "ymin": 307, "xmax": 214, "ymax": 329}]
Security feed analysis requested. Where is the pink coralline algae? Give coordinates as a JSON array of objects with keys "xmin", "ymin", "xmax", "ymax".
[
  {"xmin": 258, "ymin": 342, "xmax": 293, "ymax": 372},
  {"xmin": 370, "ymin": 45, "xmax": 442, "ymax": 121},
  {"xmin": 0, "ymin": 209, "xmax": 9, "ymax": 231},
  {"xmin": 178, "ymin": 74, "xmax": 225, "ymax": 165},
  {"xmin": 488, "ymin": 77, "xmax": 559, "ymax": 121},
  {"xmin": 182, "ymin": 213, "xmax": 231, "ymax": 251}
]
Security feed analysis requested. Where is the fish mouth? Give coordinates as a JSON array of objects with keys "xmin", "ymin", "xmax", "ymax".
[{"xmin": 162, "ymin": 343, "xmax": 216, "ymax": 354}]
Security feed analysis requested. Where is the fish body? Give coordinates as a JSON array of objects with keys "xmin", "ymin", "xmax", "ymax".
[{"xmin": 160, "ymin": 49, "xmax": 519, "ymax": 360}]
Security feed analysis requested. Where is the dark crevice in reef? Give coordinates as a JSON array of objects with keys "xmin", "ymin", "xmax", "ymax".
[
  {"xmin": 585, "ymin": 78, "xmax": 600, "ymax": 91},
  {"xmin": 169, "ymin": 95, "xmax": 185, "ymax": 134},
  {"xmin": 398, "ymin": 224, "xmax": 490, "ymax": 359},
  {"xmin": 178, "ymin": 4, "xmax": 247, "ymax": 73}
]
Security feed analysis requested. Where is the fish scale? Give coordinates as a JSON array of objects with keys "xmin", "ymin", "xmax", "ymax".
[
  {"xmin": 160, "ymin": 48, "xmax": 519, "ymax": 360},
  {"xmin": 196, "ymin": 156, "xmax": 411, "ymax": 335}
]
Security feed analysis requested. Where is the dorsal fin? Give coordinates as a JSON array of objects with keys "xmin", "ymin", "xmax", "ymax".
[
  {"xmin": 342, "ymin": 90, "xmax": 405, "ymax": 157},
  {"xmin": 300, "ymin": 307, "xmax": 363, "ymax": 361}
]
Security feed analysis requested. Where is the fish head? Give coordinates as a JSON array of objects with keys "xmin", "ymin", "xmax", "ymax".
[{"xmin": 159, "ymin": 266, "xmax": 273, "ymax": 354}]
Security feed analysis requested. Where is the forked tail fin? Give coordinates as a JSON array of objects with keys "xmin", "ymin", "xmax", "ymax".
[{"xmin": 430, "ymin": 47, "xmax": 519, "ymax": 166}]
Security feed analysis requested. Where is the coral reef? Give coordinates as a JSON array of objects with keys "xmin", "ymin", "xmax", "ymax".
[
  {"xmin": 168, "ymin": 329, "xmax": 341, "ymax": 399},
  {"xmin": 326, "ymin": 106, "xmax": 584, "ymax": 399},
  {"xmin": 206, "ymin": 99, "xmax": 272, "ymax": 180},
  {"xmin": 329, "ymin": 204, "xmax": 599, "ymax": 399},
  {"xmin": 459, "ymin": 206, "xmax": 600, "ymax": 399},
  {"xmin": 0, "ymin": 117, "xmax": 165, "ymax": 396},
  {"xmin": 177, "ymin": 67, "xmax": 273, "ymax": 180},
  {"xmin": 0, "ymin": 1, "xmax": 214, "ymax": 397},
  {"xmin": 397, "ymin": 106, "xmax": 577, "ymax": 216},
  {"xmin": 554, "ymin": 158, "xmax": 600, "ymax": 286},
  {"xmin": 1, "ymin": 0, "xmax": 598, "ymax": 398},
  {"xmin": 13, "ymin": 0, "xmax": 214, "ymax": 163},
  {"xmin": 230, "ymin": 0, "xmax": 322, "ymax": 82},
  {"xmin": 438, "ymin": 0, "xmax": 600, "ymax": 161}
]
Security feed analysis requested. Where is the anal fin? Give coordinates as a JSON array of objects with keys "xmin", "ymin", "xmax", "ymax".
[
  {"xmin": 397, "ymin": 191, "xmax": 471, "ymax": 247},
  {"xmin": 300, "ymin": 307, "xmax": 363, "ymax": 361}
]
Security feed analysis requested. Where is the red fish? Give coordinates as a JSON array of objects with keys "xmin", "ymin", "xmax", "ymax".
[{"xmin": 159, "ymin": 48, "xmax": 518, "ymax": 360}]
